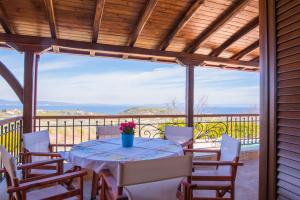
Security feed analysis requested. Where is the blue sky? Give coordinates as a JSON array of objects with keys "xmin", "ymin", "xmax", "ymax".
[{"xmin": 0, "ymin": 49, "xmax": 259, "ymax": 107}]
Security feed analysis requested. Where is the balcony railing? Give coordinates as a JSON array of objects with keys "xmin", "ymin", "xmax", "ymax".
[
  {"xmin": 34, "ymin": 114, "xmax": 259, "ymax": 152},
  {"xmin": 0, "ymin": 116, "xmax": 23, "ymax": 179}
]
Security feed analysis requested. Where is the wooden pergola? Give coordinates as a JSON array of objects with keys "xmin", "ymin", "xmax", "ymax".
[{"xmin": 0, "ymin": 0, "xmax": 260, "ymax": 134}]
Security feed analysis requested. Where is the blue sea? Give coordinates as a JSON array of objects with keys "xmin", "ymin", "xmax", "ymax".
[{"xmin": 0, "ymin": 104, "xmax": 259, "ymax": 114}]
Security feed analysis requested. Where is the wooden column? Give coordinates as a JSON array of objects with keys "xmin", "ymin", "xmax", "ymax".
[
  {"xmin": 33, "ymin": 54, "xmax": 40, "ymax": 131},
  {"xmin": 185, "ymin": 66, "xmax": 194, "ymax": 127},
  {"xmin": 23, "ymin": 51, "xmax": 36, "ymax": 133}
]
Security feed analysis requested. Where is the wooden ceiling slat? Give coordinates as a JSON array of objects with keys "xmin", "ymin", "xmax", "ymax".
[
  {"xmin": 210, "ymin": 16, "xmax": 259, "ymax": 56},
  {"xmin": 126, "ymin": 0, "xmax": 158, "ymax": 47},
  {"xmin": 184, "ymin": 0, "xmax": 250, "ymax": 53},
  {"xmin": 0, "ymin": 4, "xmax": 14, "ymax": 34},
  {"xmin": 231, "ymin": 40, "xmax": 259, "ymax": 59},
  {"xmin": 158, "ymin": 0, "xmax": 204, "ymax": 50},
  {"xmin": 43, "ymin": 0, "xmax": 57, "ymax": 39},
  {"xmin": 92, "ymin": 0, "xmax": 105, "ymax": 43}
]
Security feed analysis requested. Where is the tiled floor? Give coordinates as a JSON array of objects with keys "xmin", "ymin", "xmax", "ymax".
[{"xmin": 193, "ymin": 158, "xmax": 259, "ymax": 199}]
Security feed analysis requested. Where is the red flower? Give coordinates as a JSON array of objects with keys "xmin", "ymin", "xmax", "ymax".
[{"xmin": 119, "ymin": 122, "xmax": 136, "ymax": 134}]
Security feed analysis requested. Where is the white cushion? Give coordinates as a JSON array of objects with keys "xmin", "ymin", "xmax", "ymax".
[
  {"xmin": 164, "ymin": 126, "xmax": 193, "ymax": 145},
  {"xmin": 23, "ymin": 130, "xmax": 51, "ymax": 162}
]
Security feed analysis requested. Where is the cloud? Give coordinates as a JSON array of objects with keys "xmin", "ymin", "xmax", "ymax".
[
  {"xmin": 0, "ymin": 49, "xmax": 259, "ymax": 106},
  {"xmin": 36, "ymin": 66, "xmax": 259, "ymax": 106}
]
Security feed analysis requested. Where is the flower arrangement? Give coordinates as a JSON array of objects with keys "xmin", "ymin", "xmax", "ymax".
[{"xmin": 119, "ymin": 122, "xmax": 136, "ymax": 134}]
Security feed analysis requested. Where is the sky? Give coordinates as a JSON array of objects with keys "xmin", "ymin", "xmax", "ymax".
[{"xmin": 0, "ymin": 49, "xmax": 259, "ymax": 107}]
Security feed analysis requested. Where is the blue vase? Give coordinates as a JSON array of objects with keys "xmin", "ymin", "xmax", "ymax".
[{"xmin": 121, "ymin": 133, "xmax": 134, "ymax": 147}]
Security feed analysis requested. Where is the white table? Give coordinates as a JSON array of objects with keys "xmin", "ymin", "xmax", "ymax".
[{"xmin": 64, "ymin": 137, "xmax": 183, "ymax": 200}]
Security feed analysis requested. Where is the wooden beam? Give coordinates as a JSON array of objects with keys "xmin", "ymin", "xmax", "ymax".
[
  {"xmin": 0, "ymin": 33, "xmax": 259, "ymax": 69},
  {"xmin": 92, "ymin": 0, "xmax": 105, "ymax": 43},
  {"xmin": 53, "ymin": 45, "xmax": 60, "ymax": 53},
  {"xmin": 185, "ymin": 66, "xmax": 194, "ymax": 128},
  {"xmin": 184, "ymin": 0, "xmax": 250, "ymax": 53},
  {"xmin": 44, "ymin": 0, "xmax": 57, "ymax": 39},
  {"xmin": 0, "ymin": 61, "xmax": 23, "ymax": 103},
  {"xmin": 210, "ymin": 16, "xmax": 259, "ymax": 57},
  {"xmin": 158, "ymin": 0, "xmax": 204, "ymax": 50},
  {"xmin": 23, "ymin": 51, "xmax": 36, "ymax": 133},
  {"xmin": 127, "ymin": 0, "xmax": 158, "ymax": 47},
  {"xmin": 0, "ymin": 5, "xmax": 14, "ymax": 34},
  {"xmin": 231, "ymin": 40, "xmax": 259, "ymax": 60},
  {"xmin": 252, "ymin": 56, "xmax": 259, "ymax": 62}
]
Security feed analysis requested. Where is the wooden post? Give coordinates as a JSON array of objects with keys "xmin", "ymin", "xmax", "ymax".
[
  {"xmin": 33, "ymin": 54, "xmax": 40, "ymax": 131},
  {"xmin": 185, "ymin": 66, "xmax": 194, "ymax": 127},
  {"xmin": 23, "ymin": 51, "xmax": 36, "ymax": 133}
]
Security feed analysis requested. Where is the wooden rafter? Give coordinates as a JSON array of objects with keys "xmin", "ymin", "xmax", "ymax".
[
  {"xmin": 184, "ymin": 0, "xmax": 250, "ymax": 53},
  {"xmin": 0, "ymin": 61, "xmax": 23, "ymax": 103},
  {"xmin": 44, "ymin": 0, "xmax": 57, "ymax": 39},
  {"xmin": 0, "ymin": 4, "xmax": 14, "ymax": 34},
  {"xmin": 231, "ymin": 40, "xmax": 259, "ymax": 60},
  {"xmin": 0, "ymin": 33, "xmax": 259, "ymax": 69},
  {"xmin": 158, "ymin": 0, "xmax": 204, "ymax": 50},
  {"xmin": 210, "ymin": 16, "xmax": 259, "ymax": 57},
  {"xmin": 92, "ymin": 0, "xmax": 105, "ymax": 43},
  {"xmin": 127, "ymin": 0, "xmax": 159, "ymax": 47},
  {"xmin": 251, "ymin": 56, "xmax": 259, "ymax": 62}
]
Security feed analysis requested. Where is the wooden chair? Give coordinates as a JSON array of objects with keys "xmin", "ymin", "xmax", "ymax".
[
  {"xmin": 184, "ymin": 134, "xmax": 243, "ymax": 200},
  {"xmin": 22, "ymin": 130, "xmax": 77, "ymax": 179},
  {"xmin": 164, "ymin": 126, "xmax": 194, "ymax": 148},
  {"xmin": 0, "ymin": 145, "xmax": 87, "ymax": 200},
  {"xmin": 96, "ymin": 125, "xmax": 121, "ymax": 139},
  {"xmin": 91, "ymin": 125, "xmax": 121, "ymax": 199},
  {"xmin": 100, "ymin": 155, "xmax": 193, "ymax": 200}
]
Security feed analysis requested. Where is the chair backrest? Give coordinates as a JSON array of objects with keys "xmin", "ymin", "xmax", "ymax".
[
  {"xmin": 220, "ymin": 134, "xmax": 241, "ymax": 162},
  {"xmin": 23, "ymin": 130, "xmax": 50, "ymax": 162},
  {"xmin": 117, "ymin": 155, "xmax": 192, "ymax": 187},
  {"xmin": 96, "ymin": 125, "xmax": 120, "ymax": 139},
  {"xmin": 164, "ymin": 126, "xmax": 193, "ymax": 145},
  {"xmin": 0, "ymin": 146, "xmax": 18, "ymax": 187}
]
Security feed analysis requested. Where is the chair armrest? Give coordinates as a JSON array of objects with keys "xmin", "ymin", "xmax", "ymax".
[
  {"xmin": 7, "ymin": 170, "xmax": 87, "ymax": 193},
  {"xmin": 181, "ymin": 140, "xmax": 193, "ymax": 148},
  {"xmin": 18, "ymin": 158, "xmax": 64, "ymax": 170},
  {"xmin": 27, "ymin": 152, "xmax": 61, "ymax": 157},
  {"xmin": 193, "ymin": 160, "xmax": 243, "ymax": 166}
]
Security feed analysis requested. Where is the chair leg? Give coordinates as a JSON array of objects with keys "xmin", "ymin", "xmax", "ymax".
[
  {"xmin": 80, "ymin": 176, "xmax": 84, "ymax": 200},
  {"xmin": 91, "ymin": 171, "xmax": 99, "ymax": 200},
  {"xmin": 231, "ymin": 187, "xmax": 235, "ymax": 200}
]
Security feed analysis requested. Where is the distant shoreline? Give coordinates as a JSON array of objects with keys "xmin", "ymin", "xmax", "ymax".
[{"xmin": 0, "ymin": 104, "xmax": 259, "ymax": 115}]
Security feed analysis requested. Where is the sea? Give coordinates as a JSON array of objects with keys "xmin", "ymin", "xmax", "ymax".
[{"xmin": 0, "ymin": 104, "xmax": 259, "ymax": 114}]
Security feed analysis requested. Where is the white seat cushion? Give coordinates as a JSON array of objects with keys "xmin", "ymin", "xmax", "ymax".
[
  {"xmin": 26, "ymin": 185, "xmax": 77, "ymax": 200},
  {"xmin": 124, "ymin": 178, "xmax": 183, "ymax": 200}
]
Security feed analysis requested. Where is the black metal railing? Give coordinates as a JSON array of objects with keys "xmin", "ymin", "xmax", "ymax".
[
  {"xmin": 0, "ymin": 116, "xmax": 23, "ymax": 180},
  {"xmin": 34, "ymin": 114, "xmax": 259, "ymax": 152}
]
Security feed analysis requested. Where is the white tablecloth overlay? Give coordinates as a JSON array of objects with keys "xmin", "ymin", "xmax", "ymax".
[{"xmin": 63, "ymin": 137, "xmax": 184, "ymax": 200}]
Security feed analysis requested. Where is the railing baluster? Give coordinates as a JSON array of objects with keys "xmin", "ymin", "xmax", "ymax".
[
  {"xmin": 80, "ymin": 121, "xmax": 83, "ymax": 142},
  {"xmin": 72, "ymin": 118, "xmax": 75, "ymax": 145},
  {"xmin": 64, "ymin": 121, "xmax": 67, "ymax": 151},
  {"xmin": 56, "ymin": 119, "xmax": 58, "ymax": 152}
]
